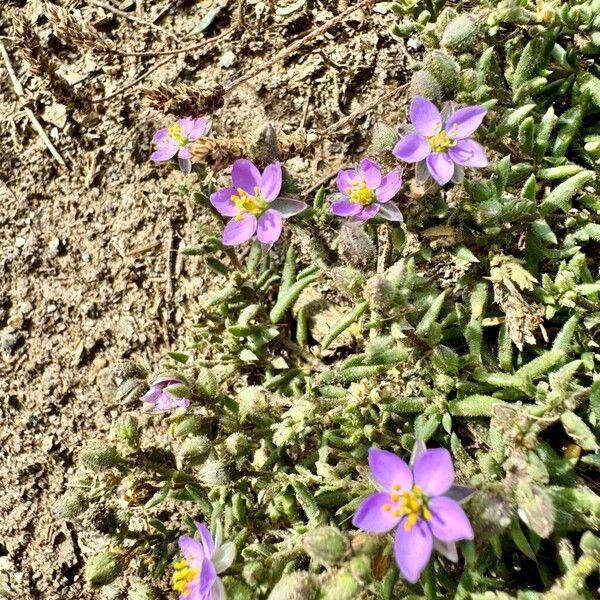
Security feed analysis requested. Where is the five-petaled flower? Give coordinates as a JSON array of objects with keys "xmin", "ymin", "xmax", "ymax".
[
  {"xmin": 151, "ymin": 117, "xmax": 207, "ymax": 175},
  {"xmin": 210, "ymin": 158, "xmax": 307, "ymax": 246},
  {"xmin": 172, "ymin": 521, "xmax": 235, "ymax": 600},
  {"xmin": 393, "ymin": 96, "xmax": 488, "ymax": 186},
  {"xmin": 331, "ymin": 158, "xmax": 403, "ymax": 222},
  {"xmin": 352, "ymin": 443, "xmax": 474, "ymax": 583},
  {"xmin": 140, "ymin": 376, "xmax": 189, "ymax": 413}
]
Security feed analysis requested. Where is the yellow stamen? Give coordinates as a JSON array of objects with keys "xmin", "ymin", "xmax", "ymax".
[
  {"xmin": 390, "ymin": 493, "xmax": 399, "ymax": 503},
  {"xmin": 392, "ymin": 509, "xmax": 403, "ymax": 517},
  {"xmin": 167, "ymin": 123, "xmax": 188, "ymax": 147},
  {"xmin": 229, "ymin": 187, "xmax": 267, "ymax": 218},
  {"xmin": 172, "ymin": 557, "xmax": 200, "ymax": 596},
  {"xmin": 383, "ymin": 504, "xmax": 391, "ymax": 512},
  {"xmin": 427, "ymin": 130, "xmax": 457, "ymax": 153},
  {"xmin": 392, "ymin": 483, "xmax": 401, "ymax": 491},
  {"xmin": 347, "ymin": 177, "xmax": 376, "ymax": 205}
]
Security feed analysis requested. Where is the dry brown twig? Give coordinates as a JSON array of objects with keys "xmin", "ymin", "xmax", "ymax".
[{"xmin": 0, "ymin": 40, "xmax": 67, "ymax": 168}]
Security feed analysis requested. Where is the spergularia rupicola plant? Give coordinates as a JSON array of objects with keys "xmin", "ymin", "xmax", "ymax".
[
  {"xmin": 141, "ymin": 376, "xmax": 189, "ymax": 413},
  {"xmin": 151, "ymin": 117, "xmax": 208, "ymax": 175}
]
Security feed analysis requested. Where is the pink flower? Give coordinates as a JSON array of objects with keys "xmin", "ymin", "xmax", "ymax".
[
  {"xmin": 151, "ymin": 117, "xmax": 207, "ymax": 174},
  {"xmin": 210, "ymin": 159, "xmax": 307, "ymax": 246},
  {"xmin": 353, "ymin": 442, "xmax": 474, "ymax": 583},
  {"xmin": 330, "ymin": 158, "xmax": 403, "ymax": 222},
  {"xmin": 172, "ymin": 521, "xmax": 235, "ymax": 600},
  {"xmin": 393, "ymin": 97, "xmax": 488, "ymax": 186},
  {"xmin": 140, "ymin": 376, "xmax": 189, "ymax": 413}
]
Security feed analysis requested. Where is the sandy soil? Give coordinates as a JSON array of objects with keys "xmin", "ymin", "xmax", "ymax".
[{"xmin": 0, "ymin": 1, "xmax": 409, "ymax": 597}]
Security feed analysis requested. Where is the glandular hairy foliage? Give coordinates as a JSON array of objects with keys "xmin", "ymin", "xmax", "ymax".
[{"xmin": 59, "ymin": 0, "xmax": 600, "ymax": 598}]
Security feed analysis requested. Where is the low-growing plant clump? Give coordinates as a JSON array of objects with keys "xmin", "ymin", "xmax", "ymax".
[{"xmin": 53, "ymin": 1, "xmax": 600, "ymax": 598}]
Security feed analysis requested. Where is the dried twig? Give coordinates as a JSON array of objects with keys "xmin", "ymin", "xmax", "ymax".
[
  {"xmin": 88, "ymin": 0, "xmax": 180, "ymax": 42},
  {"xmin": 223, "ymin": 0, "xmax": 376, "ymax": 94},
  {"xmin": 0, "ymin": 40, "xmax": 67, "ymax": 168}
]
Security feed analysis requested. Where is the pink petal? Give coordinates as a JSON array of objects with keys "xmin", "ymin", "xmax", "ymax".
[
  {"xmin": 222, "ymin": 214, "xmax": 257, "ymax": 246},
  {"xmin": 413, "ymin": 448, "xmax": 454, "ymax": 496},
  {"xmin": 331, "ymin": 200, "xmax": 362, "ymax": 217},
  {"xmin": 393, "ymin": 134, "xmax": 431, "ymax": 163},
  {"xmin": 188, "ymin": 118, "xmax": 208, "ymax": 140},
  {"xmin": 198, "ymin": 557, "xmax": 217, "ymax": 595},
  {"xmin": 426, "ymin": 153, "xmax": 454, "ymax": 185},
  {"xmin": 178, "ymin": 147, "xmax": 192, "ymax": 160},
  {"xmin": 445, "ymin": 105, "xmax": 487, "ymax": 139},
  {"xmin": 210, "ymin": 188, "xmax": 239, "ymax": 217},
  {"xmin": 410, "ymin": 96, "xmax": 442, "ymax": 137},
  {"xmin": 447, "ymin": 139, "xmax": 488, "ymax": 168},
  {"xmin": 153, "ymin": 128, "xmax": 169, "ymax": 142},
  {"xmin": 368, "ymin": 448, "xmax": 413, "ymax": 492},
  {"xmin": 352, "ymin": 492, "xmax": 403, "ymax": 533},
  {"xmin": 179, "ymin": 536, "xmax": 205, "ymax": 562},
  {"xmin": 427, "ymin": 496, "xmax": 474, "ymax": 542},
  {"xmin": 356, "ymin": 203, "xmax": 380, "ymax": 220},
  {"xmin": 336, "ymin": 169, "xmax": 359, "ymax": 194},
  {"xmin": 358, "ymin": 158, "xmax": 382, "ymax": 189},
  {"xmin": 195, "ymin": 522, "xmax": 215, "ymax": 557},
  {"xmin": 260, "ymin": 163, "xmax": 283, "ymax": 202},
  {"xmin": 393, "ymin": 519, "xmax": 433, "ymax": 583},
  {"xmin": 151, "ymin": 143, "xmax": 178, "ymax": 162},
  {"xmin": 256, "ymin": 209, "xmax": 283, "ymax": 244},
  {"xmin": 231, "ymin": 159, "xmax": 262, "ymax": 194},
  {"xmin": 177, "ymin": 117, "xmax": 195, "ymax": 136},
  {"xmin": 376, "ymin": 170, "xmax": 402, "ymax": 202}
]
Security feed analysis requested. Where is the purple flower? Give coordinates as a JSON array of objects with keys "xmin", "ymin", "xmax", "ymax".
[
  {"xmin": 172, "ymin": 521, "xmax": 235, "ymax": 600},
  {"xmin": 352, "ymin": 442, "xmax": 474, "ymax": 583},
  {"xmin": 393, "ymin": 97, "xmax": 488, "ymax": 186},
  {"xmin": 331, "ymin": 158, "xmax": 403, "ymax": 222},
  {"xmin": 210, "ymin": 159, "xmax": 307, "ymax": 247},
  {"xmin": 140, "ymin": 376, "xmax": 189, "ymax": 413},
  {"xmin": 151, "ymin": 117, "xmax": 207, "ymax": 175}
]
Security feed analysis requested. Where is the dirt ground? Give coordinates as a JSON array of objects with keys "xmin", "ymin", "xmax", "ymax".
[{"xmin": 0, "ymin": 1, "xmax": 410, "ymax": 597}]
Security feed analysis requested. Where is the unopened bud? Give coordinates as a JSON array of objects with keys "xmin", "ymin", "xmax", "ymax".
[
  {"xmin": 409, "ymin": 70, "xmax": 442, "ymax": 104},
  {"xmin": 338, "ymin": 226, "xmax": 377, "ymax": 272},
  {"xmin": 198, "ymin": 459, "xmax": 231, "ymax": 486},
  {"xmin": 173, "ymin": 414, "xmax": 203, "ymax": 437},
  {"xmin": 129, "ymin": 583, "xmax": 160, "ymax": 600},
  {"xmin": 114, "ymin": 377, "xmax": 145, "ymax": 405},
  {"xmin": 227, "ymin": 580, "xmax": 255, "ymax": 599},
  {"xmin": 423, "ymin": 51, "xmax": 460, "ymax": 93},
  {"xmin": 242, "ymin": 561, "xmax": 267, "ymax": 586},
  {"xmin": 363, "ymin": 275, "xmax": 397, "ymax": 312},
  {"xmin": 180, "ymin": 435, "xmax": 211, "ymax": 466},
  {"xmin": 251, "ymin": 122, "xmax": 280, "ymax": 166},
  {"xmin": 224, "ymin": 432, "xmax": 250, "ymax": 457},
  {"xmin": 54, "ymin": 491, "xmax": 88, "ymax": 520},
  {"xmin": 330, "ymin": 267, "xmax": 365, "ymax": 299},
  {"xmin": 303, "ymin": 527, "xmax": 349, "ymax": 566},
  {"xmin": 441, "ymin": 14, "xmax": 478, "ymax": 50},
  {"xmin": 196, "ymin": 367, "xmax": 219, "ymax": 398},
  {"xmin": 267, "ymin": 572, "xmax": 318, "ymax": 600},
  {"xmin": 81, "ymin": 445, "xmax": 122, "ymax": 471},
  {"xmin": 580, "ymin": 531, "xmax": 600, "ymax": 556},
  {"xmin": 84, "ymin": 551, "xmax": 123, "ymax": 587},
  {"xmin": 370, "ymin": 122, "xmax": 398, "ymax": 154},
  {"xmin": 114, "ymin": 414, "xmax": 140, "ymax": 448},
  {"xmin": 320, "ymin": 570, "xmax": 362, "ymax": 600}
]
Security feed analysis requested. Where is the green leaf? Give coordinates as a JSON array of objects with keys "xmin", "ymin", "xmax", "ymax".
[{"xmin": 539, "ymin": 171, "xmax": 595, "ymax": 216}]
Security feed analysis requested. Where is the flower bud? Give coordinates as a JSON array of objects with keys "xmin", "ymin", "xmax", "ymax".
[
  {"xmin": 227, "ymin": 580, "xmax": 255, "ymax": 599},
  {"xmin": 409, "ymin": 70, "xmax": 442, "ymax": 104},
  {"xmin": 84, "ymin": 551, "xmax": 123, "ymax": 587},
  {"xmin": 81, "ymin": 445, "xmax": 122, "ymax": 471},
  {"xmin": 441, "ymin": 14, "xmax": 477, "ymax": 50},
  {"xmin": 330, "ymin": 267, "xmax": 365, "ymax": 299},
  {"xmin": 250, "ymin": 122, "xmax": 280, "ymax": 166},
  {"xmin": 196, "ymin": 367, "xmax": 219, "ymax": 398},
  {"xmin": 129, "ymin": 584, "xmax": 160, "ymax": 600},
  {"xmin": 114, "ymin": 414, "xmax": 140, "ymax": 448},
  {"xmin": 114, "ymin": 377, "xmax": 145, "ymax": 405},
  {"xmin": 173, "ymin": 414, "xmax": 203, "ymax": 437},
  {"xmin": 338, "ymin": 226, "xmax": 377, "ymax": 272},
  {"xmin": 369, "ymin": 122, "xmax": 398, "ymax": 154},
  {"xmin": 267, "ymin": 572, "xmax": 318, "ymax": 600},
  {"xmin": 242, "ymin": 561, "xmax": 268, "ymax": 586},
  {"xmin": 54, "ymin": 491, "xmax": 88, "ymax": 520},
  {"xmin": 180, "ymin": 435, "xmax": 211, "ymax": 466},
  {"xmin": 303, "ymin": 527, "xmax": 349, "ymax": 566},
  {"xmin": 320, "ymin": 570, "xmax": 362, "ymax": 600},
  {"xmin": 197, "ymin": 459, "xmax": 231, "ymax": 486},
  {"xmin": 423, "ymin": 51, "xmax": 460, "ymax": 93},
  {"xmin": 580, "ymin": 531, "xmax": 600, "ymax": 556},
  {"xmin": 363, "ymin": 275, "xmax": 397, "ymax": 312}
]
